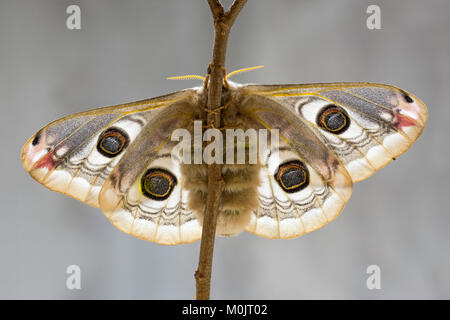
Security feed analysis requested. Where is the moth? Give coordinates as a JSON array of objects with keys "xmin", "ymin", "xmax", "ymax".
[{"xmin": 22, "ymin": 71, "xmax": 428, "ymax": 245}]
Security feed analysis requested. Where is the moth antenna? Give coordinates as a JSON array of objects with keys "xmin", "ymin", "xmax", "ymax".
[
  {"xmin": 167, "ymin": 75, "xmax": 206, "ymax": 81},
  {"xmin": 225, "ymin": 65, "xmax": 264, "ymax": 80}
]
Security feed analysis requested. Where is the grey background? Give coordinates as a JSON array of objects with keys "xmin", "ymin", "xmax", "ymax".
[{"xmin": 1, "ymin": 0, "xmax": 449, "ymax": 299}]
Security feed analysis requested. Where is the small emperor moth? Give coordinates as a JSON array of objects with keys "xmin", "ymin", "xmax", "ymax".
[{"xmin": 22, "ymin": 71, "xmax": 428, "ymax": 245}]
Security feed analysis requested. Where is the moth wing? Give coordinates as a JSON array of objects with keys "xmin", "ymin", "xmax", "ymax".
[
  {"xmin": 242, "ymin": 83, "xmax": 427, "ymax": 182},
  {"xmin": 21, "ymin": 90, "xmax": 194, "ymax": 207},
  {"xmin": 240, "ymin": 96, "xmax": 353, "ymax": 238},
  {"xmin": 22, "ymin": 90, "xmax": 202, "ymax": 245}
]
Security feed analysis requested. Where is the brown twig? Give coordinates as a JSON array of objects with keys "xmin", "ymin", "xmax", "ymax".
[{"xmin": 195, "ymin": 0, "xmax": 248, "ymax": 300}]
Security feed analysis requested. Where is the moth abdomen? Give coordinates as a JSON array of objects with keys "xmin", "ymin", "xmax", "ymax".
[{"xmin": 181, "ymin": 162, "xmax": 261, "ymax": 237}]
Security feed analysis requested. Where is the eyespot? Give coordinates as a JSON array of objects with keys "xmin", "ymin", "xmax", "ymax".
[
  {"xmin": 274, "ymin": 160, "xmax": 309, "ymax": 193},
  {"xmin": 96, "ymin": 128, "xmax": 129, "ymax": 158},
  {"xmin": 402, "ymin": 93, "xmax": 414, "ymax": 103},
  {"xmin": 316, "ymin": 105, "xmax": 350, "ymax": 134},
  {"xmin": 141, "ymin": 168, "xmax": 177, "ymax": 200}
]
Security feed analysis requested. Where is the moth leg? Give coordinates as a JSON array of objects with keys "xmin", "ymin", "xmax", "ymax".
[
  {"xmin": 201, "ymin": 99, "xmax": 232, "ymax": 115},
  {"xmin": 202, "ymin": 121, "xmax": 216, "ymax": 129},
  {"xmin": 203, "ymin": 73, "xmax": 210, "ymax": 90}
]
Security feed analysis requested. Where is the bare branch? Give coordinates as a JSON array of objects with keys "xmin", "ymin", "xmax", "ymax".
[
  {"xmin": 195, "ymin": 0, "xmax": 247, "ymax": 300},
  {"xmin": 225, "ymin": 0, "xmax": 248, "ymax": 26},
  {"xmin": 207, "ymin": 0, "xmax": 224, "ymax": 19}
]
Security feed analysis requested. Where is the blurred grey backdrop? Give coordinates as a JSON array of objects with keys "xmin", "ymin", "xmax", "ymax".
[{"xmin": 1, "ymin": 0, "xmax": 449, "ymax": 299}]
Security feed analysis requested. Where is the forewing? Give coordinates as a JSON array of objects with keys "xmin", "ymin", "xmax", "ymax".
[{"xmin": 242, "ymin": 83, "xmax": 427, "ymax": 182}]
